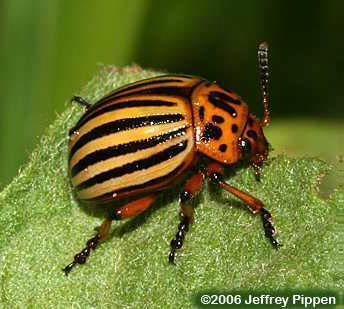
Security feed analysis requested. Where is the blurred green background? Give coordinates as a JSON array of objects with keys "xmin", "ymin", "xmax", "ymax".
[{"xmin": 0, "ymin": 0, "xmax": 343, "ymax": 189}]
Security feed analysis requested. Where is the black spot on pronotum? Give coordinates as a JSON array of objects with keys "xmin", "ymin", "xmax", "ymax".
[
  {"xmin": 219, "ymin": 144, "xmax": 227, "ymax": 152},
  {"xmin": 231, "ymin": 124, "xmax": 238, "ymax": 133},
  {"xmin": 199, "ymin": 106, "xmax": 205, "ymax": 121},
  {"xmin": 248, "ymin": 118, "xmax": 254, "ymax": 127},
  {"xmin": 247, "ymin": 130, "xmax": 258, "ymax": 141},
  {"xmin": 209, "ymin": 91, "xmax": 241, "ymax": 105},
  {"xmin": 202, "ymin": 123, "xmax": 222, "ymax": 141},
  {"xmin": 208, "ymin": 92, "xmax": 238, "ymax": 118},
  {"xmin": 212, "ymin": 115, "xmax": 224, "ymax": 124}
]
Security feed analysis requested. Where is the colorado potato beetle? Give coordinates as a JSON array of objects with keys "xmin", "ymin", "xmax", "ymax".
[{"xmin": 63, "ymin": 42, "xmax": 281, "ymax": 275}]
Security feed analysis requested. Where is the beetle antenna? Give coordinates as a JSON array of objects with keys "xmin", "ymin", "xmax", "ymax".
[{"xmin": 258, "ymin": 41, "xmax": 270, "ymax": 127}]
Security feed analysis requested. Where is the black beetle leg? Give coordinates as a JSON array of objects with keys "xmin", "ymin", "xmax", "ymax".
[
  {"xmin": 260, "ymin": 208, "xmax": 282, "ymax": 248},
  {"xmin": 62, "ymin": 195, "xmax": 156, "ymax": 275},
  {"xmin": 62, "ymin": 218, "xmax": 112, "ymax": 275},
  {"xmin": 252, "ymin": 163, "xmax": 261, "ymax": 182},
  {"xmin": 71, "ymin": 95, "xmax": 91, "ymax": 110},
  {"xmin": 169, "ymin": 172, "xmax": 204, "ymax": 264},
  {"xmin": 206, "ymin": 161, "xmax": 281, "ymax": 249}
]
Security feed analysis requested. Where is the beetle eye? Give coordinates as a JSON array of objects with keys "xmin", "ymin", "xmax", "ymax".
[{"xmin": 239, "ymin": 138, "xmax": 251, "ymax": 159}]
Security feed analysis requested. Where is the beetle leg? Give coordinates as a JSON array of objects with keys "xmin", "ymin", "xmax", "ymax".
[
  {"xmin": 62, "ymin": 218, "xmax": 111, "ymax": 275},
  {"xmin": 169, "ymin": 172, "xmax": 204, "ymax": 264},
  {"xmin": 109, "ymin": 194, "xmax": 157, "ymax": 220},
  {"xmin": 62, "ymin": 194, "xmax": 156, "ymax": 275},
  {"xmin": 206, "ymin": 162, "xmax": 281, "ymax": 248},
  {"xmin": 71, "ymin": 95, "xmax": 91, "ymax": 110},
  {"xmin": 68, "ymin": 96, "xmax": 92, "ymax": 135},
  {"xmin": 252, "ymin": 163, "xmax": 261, "ymax": 182}
]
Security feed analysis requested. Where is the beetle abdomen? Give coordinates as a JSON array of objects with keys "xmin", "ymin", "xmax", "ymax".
[{"xmin": 69, "ymin": 75, "xmax": 202, "ymax": 202}]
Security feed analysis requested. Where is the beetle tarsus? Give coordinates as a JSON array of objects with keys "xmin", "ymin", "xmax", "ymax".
[
  {"xmin": 71, "ymin": 95, "xmax": 91, "ymax": 110},
  {"xmin": 169, "ymin": 214, "xmax": 190, "ymax": 264},
  {"xmin": 168, "ymin": 251, "xmax": 176, "ymax": 265},
  {"xmin": 261, "ymin": 208, "xmax": 282, "ymax": 248},
  {"xmin": 62, "ymin": 234, "xmax": 100, "ymax": 275},
  {"xmin": 62, "ymin": 261, "xmax": 76, "ymax": 275}
]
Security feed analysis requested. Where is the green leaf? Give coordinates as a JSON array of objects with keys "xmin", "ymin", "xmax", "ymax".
[{"xmin": 0, "ymin": 66, "xmax": 341, "ymax": 307}]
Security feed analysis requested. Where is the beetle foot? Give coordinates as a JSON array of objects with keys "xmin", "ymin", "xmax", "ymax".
[
  {"xmin": 62, "ymin": 234, "xmax": 100, "ymax": 275},
  {"xmin": 70, "ymin": 95, "xmax": 91, "ymax": 110},
  {"xmin": 169, "ymin": 214, "xmax": 190, "ymax": 264},
  {"xmin": 261, "ymin": 208, "xmax": 282, "ymax": 249}
]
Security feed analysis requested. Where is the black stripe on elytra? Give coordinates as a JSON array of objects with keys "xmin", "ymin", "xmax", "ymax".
[
  {"xmin": 78, "ymin": 78, "xmax": 205, "ymax": 127},
  {"xmin": 73, "ymin": 100, "xmax": 177, "ymax": 132},
  {"xmin": 208, "ymin": 92, "xmax": 238, "ymax": 118},
  {"xmin": 70, "ymin": 114, "xmax": 184, "ymax": 159},
  {"xmin": 209, "ymin": 91, "xmax": 242, "ymax": 105},
  {"xmin": 71, "ymin": 126, "xmax": 188, "ymax": 177},
  {"xmin": 91, "ymin": 161, "xmax": 186, "ymax": 201},
  {"xmin": 76, "ymin": 140, "xmax": 188, "ymax": 191},
  {"xmin": 109, "ymin": 86, "xmax": 193, "ymax": 102},
  {"xmin": 106, "ymin": 78, "xmax": 185, "ymax": 99},
  {"xmin": 75, "ymin": 79, "xmax": 183, "ymax": 126}
]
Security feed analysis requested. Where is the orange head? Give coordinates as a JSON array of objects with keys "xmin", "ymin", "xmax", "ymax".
[{"xmin": 238, "ymin": 114, "xmax": 270, "ymax": 167}]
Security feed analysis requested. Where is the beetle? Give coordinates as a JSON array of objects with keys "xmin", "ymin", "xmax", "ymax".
[{"xmin": 63, "ymin": 42, "xmax": 281, "ymax": 275}]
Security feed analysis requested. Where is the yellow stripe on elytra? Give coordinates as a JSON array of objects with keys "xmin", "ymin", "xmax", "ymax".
[
  {"xmin": 77, "ymin": 130, "xmax": 194, "ymax": 200},
  {"xmin": 69, "ymin": 121, "xmax": 189, "ymax": 169},
  {"xmin": 69, "ymin": 105, "xmax": 185, "ymax": 149},
  {"xmin": 71, "ymin": 131, "xmax": 189, "ymax": 187}
]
